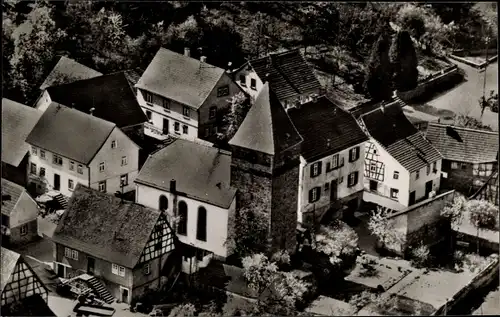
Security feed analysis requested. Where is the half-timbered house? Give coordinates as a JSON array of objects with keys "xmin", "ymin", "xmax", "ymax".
[{"xmin": 51, "ymin": 184, "xmax": 177, "ymax": 304}]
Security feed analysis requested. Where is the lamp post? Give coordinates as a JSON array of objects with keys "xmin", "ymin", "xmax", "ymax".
[{"xmin": 481, "ymin": 36, "xmax": 490, "ymax": 118}]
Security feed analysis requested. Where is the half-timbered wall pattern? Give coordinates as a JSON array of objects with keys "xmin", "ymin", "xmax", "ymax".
[
  {"xmin": 1, "ymin": 261, "xmax": 47, "ymax": 306},
  {"xmin": 364, "ymin": 141, "xmax": 385, "ymax": 181},
  {"xmin": 138, "ymin": 214, "xmax": 175, "ymax": 264}
]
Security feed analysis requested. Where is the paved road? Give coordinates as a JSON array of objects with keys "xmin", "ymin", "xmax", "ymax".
[{"xmin": 425, "ymin": 60, "xmax": 498, "ymax": 131}]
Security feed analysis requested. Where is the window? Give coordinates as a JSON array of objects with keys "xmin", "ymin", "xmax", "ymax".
[
  {"xmin": 98, "ymin": 181, "xmax": 106, "ymax": 193},
  {"xmin": 146, "ymin": 110, "xmax": 152, "ymax": 120},
  {"xmin": 212, "ymin": 126, "xmax": 218, "ymax": 135},
  {"xmin": 64, "ymin": 247, "xmax": 72, "ymax": 258},
  {"xmin": 197, "ymin": 207, "xmax": 207, "ymax": 241},
  {"xmin": 63, "ymin": 248, "xmax": 78, "ymax": 261},
  {"xmin": 324, "ymin": 183, "xmax": 330, "ymax": 192},
  {"xmin": 209, "ymin": 106, "xmax": 217, "ymax": 119},
  {"xmin": 310, "ymin": 162, "xmax": 322, "ymax": 178},
  {"xmin": 348, "ymin": 172, "xmax": 359, "ymax": 187},
  {"xmin": 39, "ymin": 167, "xmax": 46, "ymax": 177},
  {"xmin": 217, "ymin": 85, "xmax": 230, "ymax": 97},
  {"xmin": 112, "ymin": 263, "xmax": 126, "ymax": 277},
  {"xmin": 20, "ymin": 224, "xmax": 27, "ymax": 236},
  {"xmin": 451, "ymin": 162, "xmax": 459, "ymax": 169},
  {"xmin": 111, "ymin": 140, "xmax": 117, "ymax": 149},
  {"xmin": 415, "ymin": 170, "xmax": 420, "ymax": 180},
  {"xmin": 390, "ymin": 188, "xmax": 399, "ymax": 199},
  {"xmin": 183, "ymin": 106, "xmax": 190, "ymax": 117},
  {"xmin": 177, "ymin": 201, "xmax": 188, "ymax": 235},
  {"xmin": 250, "ymin": 78, "xmax": 257, "ymax": 90},
  {"xmin": 159, "ymin": 195, "xmax": 168, "ymax": 211},
  {"xmin": 68, "ymin": 179, "xmax": 74, "ymax": 190},
  {"xmin": 77, "ymin": 164, "xmax": 83, "ymax": 174},
  {"xmin": 309, "ymin": 187, "xmax": 321, "ymax": 203},
  {"xmin": 182, "ymin": 125, "xmax": 188, "ymax": 134},
  {"xmin": 69, "ymin": 161, "xmax": 75, "ymax": 171},
  {"xmin": 53, "ymin": 154, "xmax": 63, "ymax": 165},
  {"xmin": 432, "ymin": 162, "xmax": 437, "ymax": 173},
  {"xmin": 120, "ymin": 174, "xmax": 128, "ymax": 187},
  {"xmin": 145, "ymin": 92, "xmax": 153, "ymax": 103},
  {"xmin": 370, "ymin": 162, "xmax": 377, "ymax": 172},
  {"xmin": 175, "ymin": 122, "xmax": 180, "ymax": 132},
  {"xmin": 143, "ymin": 263, "xmax": 151, "ymax": 275},
  {"xmin": 239, "ymin": 75, "xmax": 246, "ymax": 86},
  {"xmin": 369, "ymin": 180, "xmax": 378, "ymax": 191},
  {"xmin": 339, "ymin": 176, "xmax": 344, "ymax": 184},
  {"xmin": 461, "ymin": 163, "xmax": 467, "ymax": 169},
  {"xmin": 349, "ymin": 147, "xmax": 360, "ymax": 162},
  {"xmin": 162, "ymin": 99, "xmax": 170, "ymax": 110},
  {"xmin": 328, "ymin": 154, "xmax": 342, "ymax": 170},
  {"xmin": 40, "ymin": 150, "xmax": 46, "ymax": 159},
  {"xmin": 427, "ymin": 164, "xmax": 431, "ymax": 175},
  {"xmin": 99, "ymin": 162, "xmax": 105, "ymax": 172},
  {"xmin": 30, "ymin": 163, "xmax": 37, "ymax": 175},
  {"xmin": 72, "ymin": 250, "xmax": 79, "ymax": 261},
  {"xmin": 393, "ymin": 171, "xmax": 399, "ymax": 179},
  {"xmin": 121, "ymin": 156, "xmax": 128, "ymax": 166},
  {"xmin": 32, "ymin": 147, "xmax": 37, "ymax": 156}
]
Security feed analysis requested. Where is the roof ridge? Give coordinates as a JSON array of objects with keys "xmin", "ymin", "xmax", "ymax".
[{"xmin": 428, "ymin": 122, "xmax": 499, "ymax": 135}]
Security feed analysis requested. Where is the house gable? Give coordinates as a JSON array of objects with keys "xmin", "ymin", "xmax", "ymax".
[{"xmin": 137, "ymin": 213, "xmax": 175, "ymax": 265}]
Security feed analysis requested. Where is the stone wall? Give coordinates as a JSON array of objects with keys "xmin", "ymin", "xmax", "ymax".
[{"xmin": 451, "ymin": 48, "xmax": 498, "ymax": 57}]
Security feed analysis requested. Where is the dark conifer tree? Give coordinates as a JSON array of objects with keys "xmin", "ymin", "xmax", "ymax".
[
  {"xmin": 390, "ymin": 30, "xmax": 418, "ymax": 92},
  {"xmin": 364, "ymin": 29, "xmax": 393, "ymax": 101}
]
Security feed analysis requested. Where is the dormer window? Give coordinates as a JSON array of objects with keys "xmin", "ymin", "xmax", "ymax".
[
  {"xmin": 162, "ymin": 99, "xmax": 170, "ymax": 111},
  {"xmin": 144, "ymin": 92, "xmax": 153, "ymax": 103},
  {"xmin": 217, "ymin": 85, "xmax": 229, "ymax": 97}
]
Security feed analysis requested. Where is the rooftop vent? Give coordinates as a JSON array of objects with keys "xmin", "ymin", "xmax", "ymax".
[
  {"xmin": 184, "ymin": 47, "xmax": 190, "ymax": 57},
  {"xmin": 200, "ymin": 56, "xmax": 207, "ymax": 63},
  {"xmin": 89, "ymin": 107, "xmax": 95, "ymax": 116}
]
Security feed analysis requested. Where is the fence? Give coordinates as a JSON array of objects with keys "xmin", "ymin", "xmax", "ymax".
[
  {"xmin": 447, "ymin": 54, "xmax": 498, "ymax": 69},
  {"xmin": 451, "ymin": 48, "xmax": 498, "ymax": 57},
  {"xmin": 396, "ymin": 65, "xmax": 461, "ymax": 102}
]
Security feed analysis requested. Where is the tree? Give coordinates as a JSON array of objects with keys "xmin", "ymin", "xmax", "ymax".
[
  {"xmin": 216, "ymin": 92, "xmax": 250, "ymax": 146},
  {"xmin": 469, "ymin": 199, "xmax": 498, "ymax": 231},
  {"xmin": 8, "ymin": 1, "xmax": 66, "ymax": 103},
  {"xmin": 168, "ymin": 303, "xmax": 197, "ymax": 317},
  {"xmin": 479, "ymin": 90, "xmax": 499, "ymax": 116},
  {"xmin": 390, "ymin": 30, "xmax": 418, "ymax": 92},
  {"xmin": 229, "ymin": 208, "xmax": 269, "ymax": 259},
  {"xmin": 453, "ymin": 114, "xmax": 493, "ymax": 131},
  {"xmin": 364, "ymin": 29, "xmax": 393, "ymax": 101},
  {"xmin": 441, "ymin": 194, "xmax": 467, "ymax": 228},
  {"xmin": 314, "ymin": 221, "xmax": 359, "ymax": 267},
  {"xmin": 368, "ymin": 207, "xmax": 406, "ymax": 253}
]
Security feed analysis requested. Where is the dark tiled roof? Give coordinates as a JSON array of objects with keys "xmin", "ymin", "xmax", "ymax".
[
  {"xmin": 229, "ymin": 83, "xmax": 303, "ymax": 155},
  {"xmin": 136, "ymin": 48, "xmax": 225, "ymax": 109},
  {"xmin": 25, "ymin": 103, "xmax": 115, "ymax": 165},
  {"xmin": 249, "ymin": 49, "xmax": 322, "ymax": 101},
  {"xmin": 2, "ymin": 99, "xmax": 43, "ymax": 167},
  {"xmin": 1, "ymin": 247, "xmax": 21, "ymax": 291},
  {"xmin": 52, "ymin": 184, "xmax": 169, "ymax": 268},
  {"xmin": 288, "ymin": 97, "xmax": 368, "ymax": 162},
  {"xmin": 1, "ymin": 178, "xmax": 25, "ymax": 216},
  {"xmin": 426, "ymin": 123, "xmax": 499, "ymax": 163},
  {"xmin": 136, "ymin": 139, "xmax": 236, "ymax": 208},
  {"xmin": 361, "ymin": 104, "xmax": 442, "ymax": 172},
  {"xmin": 46, "ymin": 72, "xmax": 147, "ymax": 128},
  {"xmin": 40, "ymin": 56, "xmax": 102, "ymax": 90}
]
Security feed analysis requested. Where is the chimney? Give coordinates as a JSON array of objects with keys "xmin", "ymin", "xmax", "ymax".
[
  {"xmin": 200, "ymin": 56, "xmax": 207, "ymax": 63},
  {"xmin": 226, "ymin": 61, "xmax": 233, "ymax": 73},
  {"xmin": 170, "ymin": 179, "xmax": 176, "ymax": 193},
  {"xmin": 184, "ymin": 47, "xmax": 190, "ymax": 57},
  {"xmin": 89, "ymin": 107, "xmax": 95, "ymax": 116}
]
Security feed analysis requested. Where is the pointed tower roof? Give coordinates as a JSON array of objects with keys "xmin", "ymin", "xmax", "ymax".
[{"xmin": 229, "ymin": 83, "xmax": 303, "ymax": 155}]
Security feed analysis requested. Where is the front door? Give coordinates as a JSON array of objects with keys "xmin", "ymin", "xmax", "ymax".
[
  {"xmin": 330, "ymin": 180, "xmax": 338, "ymax": 201},
  {"xmin": 409, "ymin": 191, "xmax": 416, "ymax": 205},
  {"xmin": 163, "ymin": 118, "xmax": 169, "ymax": 135},
  {"xmin": 57, "ymin": 264, "xmax": 65, "ymax": 277},
  {"xmin": 121, "ymin": 287, "xmax": 129, "ymax": 303},
  {"xmin": 425, "ymin": 180, "xmax": 433, "ymax": 198},
  {"xmin": 54, "ymin": 174, "xmax": 60, "ymax": 190},
  {"xmin": 369, "ymin": 180, "xmax": 378, "ymax": 191},
  {"xmin": 87, "ymin": 257, "xmax": 95, "ymax": 275}
]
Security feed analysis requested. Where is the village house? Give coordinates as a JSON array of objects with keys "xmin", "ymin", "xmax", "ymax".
[
  {"xmin": 229, "ymin": 83, "xmax": 303, "ymax": 253},
  {"xmin": 51, "ymin": 184, "xmax": 176, "ymax": 304},
  {"xmin": 2, "ymin": 99, "xmax": 43, "ymax": 189},
  {"xmin": 357, "ymin": 102, "xmax": 443, "ymax": 212},
  {"xmin": 135, "ymin": 138, "xmax": 237, "ymax": 274},
  {"xmin": 25, "ymin": 103, "xmax": 140, "ymax": 198},
  {"xmin": 287, "ymin": 96, "xmax": 369, "ymax": 225},
  {"xmin": 1, "ymin": 247, "xmax": 55, "ymax": 316},
  {"xmin": 34, "ymin": 71, "xmax": 148, "ymax": 142},
  {"xmin": 1, "ymin": 178, "xmax": 39, "ymax": 247},
  {"xmin": 425, "ymin": 123, "xmax": 499, "ymax": 196},
  {"xmin": 135, "ymin": 47, "xmax": 244, "ymax": 142},
  {"xmin": 231, "ymin": 49, "xmax": 322, "ymax": 109}
]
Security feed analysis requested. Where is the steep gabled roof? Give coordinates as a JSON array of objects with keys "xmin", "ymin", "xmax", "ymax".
[
  {"xmin": 2, "ymin": 98, "xmax": 43, "ymax": 167},
  {"xmin": 46, "ymin": 72, "xmax": 147, "ymax": 128},
  {"xmin": 426, "ymin": 123, "xmax": 499, "ymax": 163},
  {"xmin": 361, "ymin": 103, "xmax": 442, "ymax": 172},
  {"xmin": 40, "ymin": 56, "xmax": 102, "ymax": 90},
  {"xmin": 1, "ymin": 247, "xmax": 21, "ymax": 292},
  {"xmin": 1, "ymin": 179, "xmax": 25, "ymax": 216},
  {"xmin": 52, "ymin": 184, "xmax": 170, "ymax": 268},
  {"xmin": 248, "ymin": 49, "xmax": 322, "ymax": 101},
  {"xmin": 288, "ymin": 96, "xmax": 368, "ymax": 162},
  {"xmin": 136, "ymin": 48, "xmax": 225, "ymax": 109},
  {"xmin": 25, "ymin": 103, "xmax": 115, "ymax": 165},
  {"xmin": 136, "ymin": 138, "xmax": 236, "ymax": 209},
  {"xmin": 229, "ymin": 83, "xmax": 303, "ymax": 155}
]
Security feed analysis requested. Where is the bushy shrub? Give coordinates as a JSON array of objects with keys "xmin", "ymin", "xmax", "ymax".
[{"xmin": 410, "ymin": 244, "xmax": 431, "ymax": 268}]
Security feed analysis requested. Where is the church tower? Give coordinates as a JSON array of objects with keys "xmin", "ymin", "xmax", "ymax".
[{"xmin": 229, "ymin": 83, "xmax": 303, "ymax": 254}]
